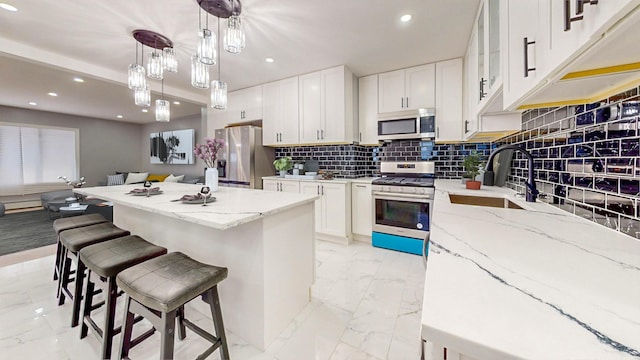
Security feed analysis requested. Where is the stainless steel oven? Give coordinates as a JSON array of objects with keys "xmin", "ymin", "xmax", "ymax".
[{"xmin": 371, "ymin": 161, "xmax": 434, "ymax": 257}]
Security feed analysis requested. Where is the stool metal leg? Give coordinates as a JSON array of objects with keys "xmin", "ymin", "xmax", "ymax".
[
  {"xmin": 209, "ymin": 286, "xmax": 230, "ymax": 360},
  {"xmin": 160, "ymin": 311, "xmax": 177, "ymax": 360},
  {"xmin": 119, "ymin": 295, "xmax": 135, "ymax": 359},
  {"xmin": 101, "ymin": 276, "xmax": 118, "ymax": 359},
  {"xmin": 71, "ymin": 256, "xmax": 86, "ymax": 327}
]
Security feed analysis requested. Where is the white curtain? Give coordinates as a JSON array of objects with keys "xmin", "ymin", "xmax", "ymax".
[{"xmin": 0, "ymin": 124, "xmax": 78, "ymax": 196}]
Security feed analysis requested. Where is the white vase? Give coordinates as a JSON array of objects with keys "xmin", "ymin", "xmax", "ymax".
[{"xmin": 205, "ymin": 167, "xmax": 219, "ymax": 192}]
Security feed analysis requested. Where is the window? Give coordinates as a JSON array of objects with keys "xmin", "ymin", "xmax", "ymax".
[{"xmin": 0, "ymin": 123, "xmax": 79, "ymax": 196}]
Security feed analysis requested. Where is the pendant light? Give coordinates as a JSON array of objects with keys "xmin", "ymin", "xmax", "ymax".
[
  {"xmin": 156, "ymin": 79, "xmax": 170, "ymax": 122},
  {"xmin": 191, "ymin": 54, "xmax": 210, "ymax": 89},
  {"xmin": 147, "ymin": 50, "xmax": 164, "ymax": 80},
  {"xmin": 211, "ymin": 18, "xmax": 227, "ymax": 110},
  {"xmin": 197, "ymin": 8, "xmax": 216, "ymax": 65},
  {"xmin": 128, "ymin": 42, "xmax": 146, "ymax": 90},
  {"xmin": 163, "ymin": 47, "xmax": 178, "ymax": 73},
  {"xmin": 224, "ymin": 1, "xmax": 245, "ymax": 54},
  {"xmin": 134, "ymin": 85, "xmax": 151, "ymax": 107}
]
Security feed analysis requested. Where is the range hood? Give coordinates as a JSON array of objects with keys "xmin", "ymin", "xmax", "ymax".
[{"xmin": 515, "ymin": 6, "xmax": 640, "ymax": 109}]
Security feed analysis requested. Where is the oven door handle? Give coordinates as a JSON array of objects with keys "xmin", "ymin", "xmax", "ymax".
[{"xmin": 373, "ymin": 192, "xmax": 432, "ymax": 201}]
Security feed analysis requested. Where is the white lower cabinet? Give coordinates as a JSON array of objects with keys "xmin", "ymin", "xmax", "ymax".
[
  {"xmin": 351, "ymin": 182, "xmax": 372, "ymax": 242},
  {"xmin": 265, "ymin": 178, "xmax": 352, "ymax": 244},
  {"xmin": 262, "ymin": 179, "xmax": 300, "ymax": 193}
]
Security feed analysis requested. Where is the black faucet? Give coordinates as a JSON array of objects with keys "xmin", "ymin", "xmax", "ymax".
[{"xmin": 484, "ymin": 144, "xmax": 539, "ymax": 202}]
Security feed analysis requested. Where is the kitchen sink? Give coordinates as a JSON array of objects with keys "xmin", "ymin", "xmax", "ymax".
[{"xmin": 448, "ymin": 194, "xmax": 524, "ymax": 210}]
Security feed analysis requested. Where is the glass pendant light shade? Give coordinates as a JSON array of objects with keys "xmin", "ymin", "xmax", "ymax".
[
  {"xmin": 128, "ymin": 64, "xmax": 146, "ymax": 90},
  {"xmin": 155, "ymin": 99, "xmax": 170, "ymax": 122},
  {"xmin": 197, "ymin": 29, "xmax": 217, "ymax": 65},
  {"xmin": 162, "ymin": 47, "xmax": 178, "ymax": 73},
  {"xmin": 147, "ymin": 51, "xmax": 164, "ymax": 80},
  {"xmin": 211, "ymin": 80, "xmax": 227, "ymax": 110},
  {"xmin": 191, "ymin": 54, "xmax": 210, "ymax": 89},
  {"xmin": 134, "ymin": 85, "xmax": 151, "ymax": 107},
  {"xmin": 224, "ymin": 15, "xmax": 246, "ymax": 54}
]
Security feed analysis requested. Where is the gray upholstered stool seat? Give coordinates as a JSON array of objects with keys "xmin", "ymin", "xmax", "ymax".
[
  {"xmin": 117, "ymin": 252, "xmax": 229, "ymax": 359},
  {"xmin": 57, "ymin": 223, "xmax": 130, "ymax": 328},
  {"xmin": 53, "ymin": 213, "xmax": 108, "ymax": 234},
  {"xmin": 79, "ymin": 235, "xmax": 167, "ymax": 360},
  {"xmin": 52, "ymin": 213, "xmax": 108, "ymax": 282}
]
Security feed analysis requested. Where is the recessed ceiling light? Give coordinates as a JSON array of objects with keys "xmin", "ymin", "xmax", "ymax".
[
  {"xmin": 116, "ymin": 115, "xmax": 123, "ymax": 119},
  {"xmin": 142, "ymin": 109, "xmax": 149, "ymax": 113},
  {"xmin": 265, "ymin": 58, "xmax": 274, "ymax": 63},
  {"xmin": 28, "ymin": 101, "xmax": 37, "ymax": 106},
  {"xmin": 173, "ymin": 101, "xmax": 180, "ymax": 105},
  {"xmin": 0, "ymin": 3, "xmax": 18, "ymax": 12},
  {"xmin": 400, "ymin": 14, "xmax": 412, "ymax": 22},
  {"xmin": 48, "ymin": 92, "xmax": 58, "ymax": 97},
  {"xmin": 73, "ymin": 77, "xmax": 84, "ymax": 83}
]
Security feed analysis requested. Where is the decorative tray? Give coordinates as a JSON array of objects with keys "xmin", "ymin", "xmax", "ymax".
[{"xmin": 127, "ymin": 188, "xmax": 162, "ymax": 196}]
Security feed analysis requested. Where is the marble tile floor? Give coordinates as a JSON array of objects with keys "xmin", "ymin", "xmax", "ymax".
[{"xmin": 0, "ymin": 240, "xmax": 425, "ymax": 360}]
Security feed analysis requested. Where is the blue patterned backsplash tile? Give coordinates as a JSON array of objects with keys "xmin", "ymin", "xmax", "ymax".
[
  {"xmin": 274, "ymin": 141, "xmax": 493, "ymax": 178},
  {"xmin": 499, "ymin": 86, "xmax": 640, "ymax": 238}
]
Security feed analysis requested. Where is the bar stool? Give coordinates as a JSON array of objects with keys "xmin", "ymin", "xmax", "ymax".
[
  {"xmin": 58, "ymin": 222, "xmax": 130, "ymax": 327},
  {"xmin": 116, "ymin": 252, "xmax": 230, "ymax": 360},
  {"xmin": 52, "ymin": 213, "xmax": 108, "ymax": 281},
  {"xmin": 79, "ymin": 235, "xmax": 167, "ymax": 359}
]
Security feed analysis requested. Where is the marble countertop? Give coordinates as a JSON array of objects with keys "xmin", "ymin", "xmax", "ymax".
[
  {"xmin": 422, "ymin": 180, "xmax": 640, "ymax": 359},
  {"xmin": 75, "ymin": 183, "xmax": 318, "ymax": 230}
]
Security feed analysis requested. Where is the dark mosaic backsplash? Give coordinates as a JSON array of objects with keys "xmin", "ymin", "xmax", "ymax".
[
  {"xmin": 275, "ymin": 141, "xmax": 493, "ymax": 179},
  {"xmin": 275, "ymin": 144, "xmax": 378, "ymax": 178},
  {"xmin": 499, "ymin": 86, "xmax": 640, "ymax": 238}
]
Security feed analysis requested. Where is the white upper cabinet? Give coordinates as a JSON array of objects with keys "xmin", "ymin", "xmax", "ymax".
[
  {"xmin": 378, "ymin": 64, "xmax": 435, "ymax": 114},
  {"xmin": 503, "ymin": 0, "xmax": 640, "ymax": 109},
  {"xmin": 299, "ymin": 65, "xmax": 355, "ymax": 144},
  {"xmin": 475, "ymin": 0, "xmax": 502, "ymax": 112},
  {"xmin": 357, "ymin": 74, "xmax": 379, "ymax": 145},
  {"xmin": 435, "ymin": 58, "xmax": 463, "ymax": 142},
  {"xmin": 227, "ymin": 85, "xmax": 263, "ymax": 124},
  {"xmin": 262, "ymin": 77, "xmax": 299, "ymax": 146}
]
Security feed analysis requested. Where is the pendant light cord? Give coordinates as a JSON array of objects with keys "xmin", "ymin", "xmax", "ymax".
[{"xmin": 218, "ymin": 16, "xmax": 221, "ymax": 80}]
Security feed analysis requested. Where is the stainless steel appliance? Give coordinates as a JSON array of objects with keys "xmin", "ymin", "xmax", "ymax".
[
  {"xmin": 377, "ymin": 109, "xmax": 435, "ymax": 141},
  {"xmin": 372, "ymin": 161, "xmax": 434, "ymax": 261},
  {"xmin": 214, "ymin": 126, "xmax": 275, "ymax": 189}
]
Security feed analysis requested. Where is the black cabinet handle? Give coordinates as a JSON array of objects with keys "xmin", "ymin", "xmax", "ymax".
[
  {"xmin": 523, "ymin": 37, "xmax": 536, "ymax": 77},
  {"xmin": 479, "ymin": 78, "xmax": 487, "ymax": 100},
  {"xmin": 576, "ymin": 0, "xmax": 598, "ymax": 15},
  {"xmin": 464, "ymin": 120, "xmax": 469, "ymax": 133},
  {"xmin": 321, "ymin": 129, "xmax": 324, "ymax": 139},
  {"xmin": 564, "ymin": 0, "xmax": 584, "ymax": 31},
  {"xmin": 406, "ymin": 97, "xmax": 409, "ymax": 108},
  {"xmin": 401, "ymin": 97, "xmax": 404, "ymax": 108}
]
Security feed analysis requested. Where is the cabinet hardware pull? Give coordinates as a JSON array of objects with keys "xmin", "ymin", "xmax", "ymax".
[
  {"xmin": 406, "ymin": 97, "xmax": 409, "ymax": 108},
  {"xmin": 321, "ymin": 129, "xmax": 324, "ymax": 139},
  {"xmin": 355, "ymin": 185, "xmax": 366, "ymax": 188},
  {"xmin": 479, "ymin": 78, "xmax": 487, "ymax": 100},
  {"xmin": 359, "ymin": 132, "xmax": 362, "ymax": 142},
  {"xmin": 564, "ymin": 0, "xmax": 584, "ymax": 31},
  {"xmin": 316, "ymin": 130, "xmax": 319, "ymax": 139},
  {"xmin": 576, "ymin": 0, "xmax": 598, "ymax": 15},
  {"xmin": 321, "ymin": 185, "xmax": 324, "ymax": 195},
  {"xmin": 401, "ymin": 98, "xmax": 404, "ymax": 108},
  {"xmin": 523, "ymin": 37, "xmax": 536, "ymax": 77},
  {"xmin": 464, "ymin": 120, "xmax": 469, "ymax": 133},
  {"xmin": 317, "ymin": 185, "xmax": 320, "ymax": 195},
  {"xmin": 279, "ymin": 133, "xmax": 282, "ymax": 142},
  {"xmin": 436, "ymin": 126, "xmax": 440, "ymax": 138}
]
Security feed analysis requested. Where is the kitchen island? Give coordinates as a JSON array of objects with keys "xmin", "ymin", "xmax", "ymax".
[
  {"xmin": 75, "ymin": 182, "xmax": 318, "ymax": 350},
  {"xmin": 422, "ymin": 180, "xmax": 640, "ymax": 359}
]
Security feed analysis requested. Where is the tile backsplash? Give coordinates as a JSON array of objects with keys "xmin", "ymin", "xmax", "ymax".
[
  {"xmin": 275, "ymin": 141, "xmax": 493, "ymax": 178},
  {"xmin": 499, "ymin": 86, "xmax": 640, "ymax": 238}
]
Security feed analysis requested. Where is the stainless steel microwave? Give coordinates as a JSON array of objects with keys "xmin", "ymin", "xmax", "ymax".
[{"xmin": 377, "ymin": 110, "xmax": 435, "ymax": 141}]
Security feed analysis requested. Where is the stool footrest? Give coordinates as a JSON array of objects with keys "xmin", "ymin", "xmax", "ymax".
[{"xmin": 130, "ymin": 327, "xmax": 156, "ymax": 348}]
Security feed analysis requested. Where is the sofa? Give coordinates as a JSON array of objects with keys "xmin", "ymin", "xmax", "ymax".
[{"xmin": 99, "ymin": 172, "xmax": 205, "ymax": 186}]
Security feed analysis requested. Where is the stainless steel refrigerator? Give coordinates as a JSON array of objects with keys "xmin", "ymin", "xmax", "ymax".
[{"xmin": 214, "ymin": 126, "xmax": 275, "ymax": 189}]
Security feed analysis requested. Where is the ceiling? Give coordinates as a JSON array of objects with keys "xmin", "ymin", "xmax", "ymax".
[{"xmin": 0, "ymin": 0, "xmax": 480, "ymax": 124}]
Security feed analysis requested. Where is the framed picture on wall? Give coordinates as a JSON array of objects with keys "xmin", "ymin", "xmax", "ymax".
[{"xmin": 150, "ymin": 129, "xmax": 195, "ymax": 164}]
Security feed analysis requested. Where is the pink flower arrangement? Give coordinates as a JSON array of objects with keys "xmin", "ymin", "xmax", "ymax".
[{"xmin": 193, "ymin": 137, "xmax": 225, "ymax": 168}]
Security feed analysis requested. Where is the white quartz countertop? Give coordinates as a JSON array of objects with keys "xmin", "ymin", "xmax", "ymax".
[
  {"xmin": 75, "ymin": 183, "xmax": 318, "ymax": 230},
  {"xmin": 422, "ymin": 179, "xmax": 640, "ymax": 359}
]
